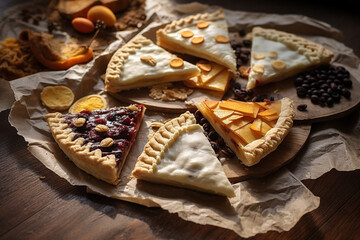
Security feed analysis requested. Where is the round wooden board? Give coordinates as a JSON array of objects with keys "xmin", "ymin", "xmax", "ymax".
[
  {"xmin": 223, "ymin": 123, "xmax": 311, "ymax": 183},
  {"xmin": 234, "ymin": 74, "xmax": 360, "ymax": 124}
]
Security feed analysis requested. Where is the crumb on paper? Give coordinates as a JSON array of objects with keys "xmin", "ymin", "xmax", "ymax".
[{"xmin": 149, "ymin": 83, "xmax": 194, "ymax": 102}]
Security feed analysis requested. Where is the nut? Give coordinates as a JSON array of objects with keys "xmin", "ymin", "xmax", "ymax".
[
  {"xmin": 181, "ymin": 30, "xmax": 194, "ymax": 38},
  {"xmin": 169, "ymin": 58, "xmax": 184, "ymax": 68},
  {"xmin": 151, "ymin": 121, "xmax": 164, "ymax": 128},
  {"xmin": 268, "ymin": 51, "xmax": 278, "ymax": 59},
  {"xmin": 95, "ymin": 124, "xmax": 109, "ymax": 132},
  {"xmin": 271, "ymin": 60, "xmax": 286, "ymax": 71},
  {"xmin": 128, "ymin": 105, "xmax": 139, "ymax": 111},
  {"xmin": 253, "ymin": 65, "xmax": 264, "ymax": 74},
  {"xmin": 100, "ymin": 138, "xmax": 114, "ymax": 147},
  {"xmin": 253, "ymin": 53, "xmax": 265, "ymax": 60},
  {"xmin": 140, "ymin": 55, "xmax": 157, "ymax": 66},
  {"xmin": 73, "ymin": 118, "xmax": 86, "ymax": 127}
]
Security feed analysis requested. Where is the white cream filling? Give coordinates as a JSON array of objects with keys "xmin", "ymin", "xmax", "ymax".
[
  {"xmin": 118, "ymin": 42, "xmax": 198, "ymax": 85},
  {"xmin": 165, "ymin": 19, "xmax": 235, "ymax": 68},
  {"xmin": 154, "ymin": 125, "xmax": 233, "ymax": 193}
]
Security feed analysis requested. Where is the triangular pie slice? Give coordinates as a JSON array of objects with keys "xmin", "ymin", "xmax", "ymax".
[
  {"xmin": 247, "ymin": 27, "xmax": 334, "ymax": 89},
  {"xmin": 46, "ymin": 104, "xmax": 145, "ymax": 185},
  {"xmin": 196, "ymin": 98, "xmax": 295, "ymax": 166},
  {"xmin": 156, "ymin": 9, "xmax": 236, "ymax": 74},
  {"xmin": 132, "ymin": 111, "xmax": 235, "ymax": 197},
  {"xmin": 105, "ymin": 35, "xmax": 200, "ymax": 92}
]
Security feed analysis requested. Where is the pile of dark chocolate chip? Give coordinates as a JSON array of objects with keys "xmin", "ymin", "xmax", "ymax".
[
  {"xmin": 231, "ymin": 29, "xmax": 252, "ymax": 68},
  {"xmin": 295, "ymin": 65, "xmax": 352, "ymax": 107}
]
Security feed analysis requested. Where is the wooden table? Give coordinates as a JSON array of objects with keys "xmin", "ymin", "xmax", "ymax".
[{"xmin": 1, "ymin": 0, "xmax": 360, "ymax": 239}]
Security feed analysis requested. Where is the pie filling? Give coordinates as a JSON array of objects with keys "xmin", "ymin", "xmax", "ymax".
[{"xmin": 63, "ymin": 104, "xmax": 145, "ymax": 164}]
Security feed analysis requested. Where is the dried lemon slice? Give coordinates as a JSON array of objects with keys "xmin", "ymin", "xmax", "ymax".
[
  {"xmin": 41, "ymin": 86, "xmax": 74, "ymax": 111},
  {"xmin": 69, "ymin": 94, "xmax": 107, "ymax": 114}
]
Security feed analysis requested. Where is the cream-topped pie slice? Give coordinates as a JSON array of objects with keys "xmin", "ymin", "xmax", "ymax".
[
  {"xmin": 156, "ymin": 10, "xmax": 236, "ymax": 74},
  {"xmin": 247, "ymin": 27, "xmax": 333, "ymax": 89},
  {"xmin": 105, "ymin": 35, "xmax": 200, "ymax": 92},
  {"xmin": 196, "ymin": 98, "xmax": 295, "ymax": 166},
  {"xmin": 132, "ymin": 111, "xmax": 235, "ymax": 198}
]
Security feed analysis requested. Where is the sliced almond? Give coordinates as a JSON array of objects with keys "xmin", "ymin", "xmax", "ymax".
[
  {"xmin": 95, "ymin": 124, "xmax": 109, "ymax": 132},
  {"xmin": 100, "ymin": 138, "xmax": 114, "ymax": 148},
  {"xmin": 196, "ymin": 60, "xmax": 212, "ymax": 72},
  {"xmin": 268, "ymin": 51, "xmax": 278, "ymax": 59},
  {"xmin": 140, "ymin": 55, "xmax": 157, "ymax": 66},
  {"xmin": 214, "ymin": 35, "xmax": 230, "ymax": 43},
  {"xmin": 253, "ymin": 53, "xmax": 266, "ymax": 60},
  {"xmin": 197, "ymin": 21, "xmax": 209, "ymax": 29},
  {"xmin": 253, "ymin": 65, "xmax": 264, "ymax": 74},
  {"xmin": 271, "ymin": 60, "xmax": 286, "ymax": 71},
  {"xmin": 191, "ymin": 36, "xmax": 204, "ymax": 45},
  {"xmin": 181, "ymin": 30, "xmax": 194, "ymax": 38},
  {"xmin": 128, "ymin": 104, "xmax": 139, "ymax": 111},
  {"xmin": 169, "ymin": 58, "xmax": 184, "ymax": 68},
  {"xmin": 73, "ymin": 118, "xmax": 86, "ymax": 127}
]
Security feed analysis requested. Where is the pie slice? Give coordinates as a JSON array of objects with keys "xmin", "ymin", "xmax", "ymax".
[
  {"xmin": 105, "ymin": 35, "xmax": 200, "ymax": 92},
  {"xmin": 156, "ymin": 9, "xmax": 236, "ymax": 74},
  {"xmin": 247, "ymin": 27, "xmax": 334, "ymax": 89},
  {"xmin": 196, "ymin": 98, "xmax": 295, "ymax": 166},
  {"xmin": 46, "ymin": 104, "xmax": 145, "ymax": 185},
  {"xmin": 132, "ymin": 111, "xmax": 235, "ymax": 197}
]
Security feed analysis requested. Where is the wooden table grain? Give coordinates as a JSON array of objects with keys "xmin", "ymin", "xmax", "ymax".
[{"xmin": 1, "ymin": 0, "xmax": 360, "ymax": 239}]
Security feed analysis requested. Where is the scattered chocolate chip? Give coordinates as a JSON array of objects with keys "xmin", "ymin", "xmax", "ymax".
[
  {"xmin": 238, "ymin": 29, "xmax": 247, "ymax": 37},
  {"xmin": 242, "ymin": 39, "xmax": 252, "ymax": 48},
  {"xmin": 297, "ymin": 104, "xmax": 307, "ymax": 111}
]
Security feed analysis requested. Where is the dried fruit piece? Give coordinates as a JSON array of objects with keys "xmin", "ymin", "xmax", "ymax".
[
  {"xmin": 272, "ymin": 60, "xmax": 286, "ymax": 71},
  {"xmin": 169, "ymin": 58, "xmax": 184, "ymax": 68},
  {"xmin": 191, "ymin": 36, "xmax": 204, "ymax": 45},
  {"xmin": 181, "ymin": 30, "xmax": 194, "ymax": 38},
  {"xmin": 100, "ymin": 138, "xmax": 114, "ymax": 147},
  {"xmin": 140, "ymin": 55, "xmax": 157, "ymax": 66},
  {"xmin": 69, "ymin": 94, "xmax": 107, "ymax": 114},
  {"xmin": 87, "ymin": 5, "xmax": 116, "ymax": 27},
  {"xmin": 253, "ymin": 53, "xmax": 265, "ymax": 60},
  {"xmin": 196, "ymin": 60, "xmax": 212, "ymax": 72},
  {"xmin": 197, "ymin": 21, "xmax": 209, "ymax": 29},
  {"xmin": 41, "ymin": 86, "xmax": 74, "ymax": 111},
  {"xmin": 268, "ymin": 51, "xmax": 278, "ymax": 59},
  {"xmin": 95, "ymin": 124, "xmax": 109, "ymax": 132},
  {"xmin": 74, "ymin": 118, "xmax": 86, "ymax": 127},
  {"xmin": 238, "ymin": 66, "xmax": 250, "ymax": 78},
  {"xmin": 253, "ymin": 65, "xmax": 264, "ymax": 74},
  {"xmin": 214, "ymin": 35, "xmax": 230, "ymax": 43}
]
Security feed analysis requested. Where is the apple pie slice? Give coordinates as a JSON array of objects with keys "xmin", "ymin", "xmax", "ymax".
[
  {"xmin": 157, "ymin": 9, "xmax": 236, "ymax": 74},
  {"xmin": 196, "ymin": 98, "xmax": 295, "ymax": 166},
  {"xmin": 132, "ymin": 111, "xmax": 235, "ymax": 197},
  {"xmin": 105, "ymin": 35, "xmax": 200, "ymax": 92},
  {"xmin": 247, "ymin": 27, "xmax": 333, "ymax": 89},
  {"xmin": 46, "ymin": 104, "xmax": 145, "ymax": 185}
]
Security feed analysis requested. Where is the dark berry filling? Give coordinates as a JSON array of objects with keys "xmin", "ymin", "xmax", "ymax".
[{"xmin": 63, "ymin": 105, "xmax": 144, "ymax": 163}]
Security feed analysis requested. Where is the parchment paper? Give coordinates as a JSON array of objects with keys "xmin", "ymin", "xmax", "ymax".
[{"xmin": 5, "ymin": 0, "xmax": 360, "ymax": 238}]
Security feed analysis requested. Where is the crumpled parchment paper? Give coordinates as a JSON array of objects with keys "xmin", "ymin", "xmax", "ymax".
[{"xmin": 5, "ymin": 0, "xmax": 360, "ymax": 238}]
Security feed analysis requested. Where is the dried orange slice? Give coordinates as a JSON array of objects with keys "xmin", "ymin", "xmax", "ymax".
[
  {"xmin": 41, "ymin": 86, "xmax": 74, "ymax": 111},
  {"xmin": 197, "ymin": 21, "xmax": 209, "ymax": 29},
  {"xmin": 169, "ymin": 58, "xmax": 184, "ymax": 69},
  {"xmin": 191, "ymin": 36, "xmax": 204, "ymax": 45},
  {"xmin": 181, "ymin": 30, "xmax": 194, "ymax": 38},
  {"xmin": 69, "ymin": 94, "xmax": 107, "ymax": 114},
  {"xmin": 214, "ymin": 35, "xmax": 230, "ymax": 43}
]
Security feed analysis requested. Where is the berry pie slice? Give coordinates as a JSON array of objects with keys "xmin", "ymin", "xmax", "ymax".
[
  {"xmin": 132, "ymin": 111, "xmax": 235, "ymax": 197},
  {"xmin": 196, "ymin": 98, "xmax": 295, "ymax": 166},
  {"xmin": 156, "ymin": 9, "xmax": 236, "ymax": 74},
  {"xmin": 46, "ymin": 104, "xmax": 145, "ymax": 185},
  {"xmin": 247, "ymin": 27, "xmax": 333, "ymax": 89},
  {"xmin": 105, "ymin": 35, "xmax": 200, "ymax": 92}
]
